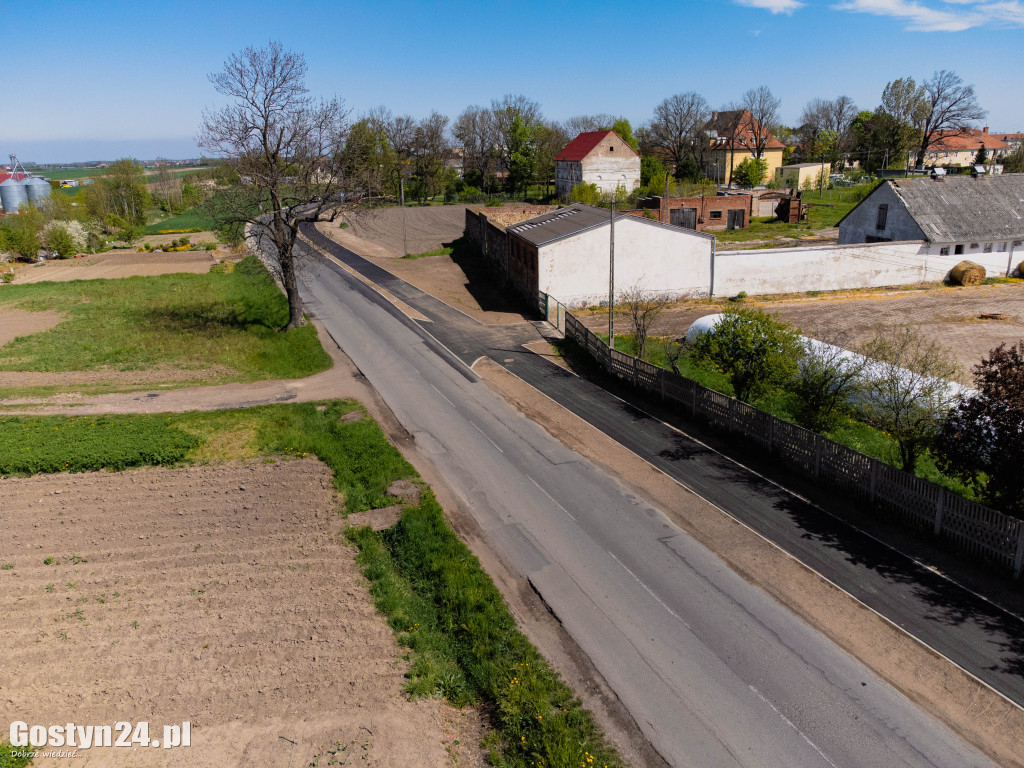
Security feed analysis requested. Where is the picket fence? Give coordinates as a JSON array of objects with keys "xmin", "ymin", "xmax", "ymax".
[{"xmin": 539, "ymin": 292, "xmax": 1024, "ymax": 579}]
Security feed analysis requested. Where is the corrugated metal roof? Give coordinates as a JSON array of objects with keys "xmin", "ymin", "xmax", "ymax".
[
  {"xmin": 891, "ymin": 174, "xmax": 1024, "ymax": 242},
  {"xmin": 507, "ymin": 203, "xmax": 613, "ymax": 246}
]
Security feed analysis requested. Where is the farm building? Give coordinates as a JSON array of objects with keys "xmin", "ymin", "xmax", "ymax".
[
  {"xmin": 837, "ymin": 174, "xmax": 1024, "ymax": 268},
  {"xmin": 554, "ymin": 131, "xmax": 641, "ymax": 198},
  {"xmin": 466, "ymin": 203, "xmax": 713, "ymax": 307},
  {"xmin": 635, "ymin": 194, "xmax": 749, "ymax": 231},
  {"xmin": 775, "ymin": 163, "xmax": 829, "ymax": 190}
]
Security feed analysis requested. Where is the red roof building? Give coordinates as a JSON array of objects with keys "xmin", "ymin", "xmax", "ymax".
[{"xmin": 554, "ymin": 130, "xmax": 640, "ymax": 198}]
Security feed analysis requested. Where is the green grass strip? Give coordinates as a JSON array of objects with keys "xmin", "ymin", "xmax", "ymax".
[
  {"xmin": 0, "ymin": 740, "xmax": 32, "ymax": 768},
  {"xmin": 349, "ymin": 496, "xmax": 624, "ymax": 768},
  {"xmin": 0, "ymin": 414, "xmax": 199, "ymax": 475}
]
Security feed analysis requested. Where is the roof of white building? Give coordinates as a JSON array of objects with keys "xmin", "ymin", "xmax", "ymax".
[{"xmin": 507, "ymin": 203, "xmax": 713, "ymax": 247}]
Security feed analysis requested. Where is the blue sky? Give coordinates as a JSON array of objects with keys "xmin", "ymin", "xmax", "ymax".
[{"xmin": 3, "ymin": 0, "xmax": 1022, "ymax": 163}]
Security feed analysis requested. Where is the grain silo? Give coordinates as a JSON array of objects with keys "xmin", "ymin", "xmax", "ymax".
[
  {"xmin": 0, "ymin": 176, "xmax": 28, "ymax": 211},
  {"xmin": 25, "ymin": 175, "xmax": 51, "ymax": 205}
]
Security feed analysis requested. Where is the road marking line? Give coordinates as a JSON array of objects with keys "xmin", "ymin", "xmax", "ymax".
[
  {"xmin": 470, "ymin": 421, "xmax": 504, "ymax": 453},
  {"xmin": 528, "ymin": 477, "xmax": 576, "ymax": 521},
  {"xmin": 429, "ymin": 383, "xmax": 455, "ymax": 408},
  {"xmin": 749, "ymin": 686, "xmax": 838, "ymax": 768},
  {"xmin": 607, "ymin": 551, "xmax": 692, "ymax": 629}
]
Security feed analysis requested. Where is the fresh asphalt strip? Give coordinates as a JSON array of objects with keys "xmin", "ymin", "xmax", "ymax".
[{"xmin": 300, "ymin": 222, "xmax": 1024, "ymax": 709}]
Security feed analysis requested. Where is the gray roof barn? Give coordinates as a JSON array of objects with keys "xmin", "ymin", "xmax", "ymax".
[
  {"xmin": 507, "ymin": 203, "xmax": 713, "ymax": 248},
  {"xmin": 839, "ymin": 175, "xmax": 1024, "ymax": 243}
]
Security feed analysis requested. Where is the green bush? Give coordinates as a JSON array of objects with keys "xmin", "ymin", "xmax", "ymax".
[
  {"xmin": 350, "ymin": 495, "xmax": 623, "ymax": 768},
  {"xmin": 0, "ymin": 739, "xmax": 32, "ymax": 768},
  {"xmin": 1, "ymin": 272, "xmax": 14, "ymax": 284},
  {"xmin": 0, "ymin": 415, "xmax": 200, "ymax": 476}
]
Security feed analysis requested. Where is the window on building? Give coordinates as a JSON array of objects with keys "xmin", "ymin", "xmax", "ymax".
[
  {"xmin": 984, "ymin": 243, "xmax": 993, "ymax": 253},
  {"xmin": 970, "ymin": 243, "xmax": 979, "ymax": 249},
  {"xmin": 876, "ymin": 204, "xmax": 888, "ymax": 230},
  {"xmin": 709, "ymin": 210, "xmax": 723, "ymax": 220},
  {"xmin": 998, "ymin": 242, "xmax": 1007, "ymax": 252},
  {"xmin": 609, "ymin": 146, "xmax": 614, "ymax": 151},
  {"xmin": 939, "ymin": 246, "xmax": 950, "ymax": 256},
  {"xmin": 955, "ymin": 244, "xmax": 964, "ymax": 255},
  {"xmin": 865, "ymin": 235, "xmax": 893, "ymax": 243}
]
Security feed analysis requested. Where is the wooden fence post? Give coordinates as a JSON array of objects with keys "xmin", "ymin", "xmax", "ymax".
[
  {"xmin": 691, "ymin": 385, "xmax": 698, "ymax": 418},
  {"xmin": 1014, "ymin": 525, "xmax": 1024, "ymax": 580},
  {"xmin": 728, "ymin": 398, "xmax": 737, "ymax": 432},
  {"xmin": 768, "ymin": 417, "xmax": 775, "ymax": 455},
  {"xmin": 814, "ymin": 434, "xmax": 823, "ymax": 477},
  {"xmin": 934, "ymin": 489, "xmax": 945, "ymax": 536},
  {"xmin": 869, "ymin": 459, "xmax": 879, "ymax": 503}
]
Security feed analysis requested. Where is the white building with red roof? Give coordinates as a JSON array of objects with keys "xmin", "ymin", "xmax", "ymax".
[
  {"xmin": 922, "ymin": 128, "xmax": 1011, "ymax": 167},
  {"xmin": 554, "ymin": 130, "xmax": 640, "ymax": 198}
]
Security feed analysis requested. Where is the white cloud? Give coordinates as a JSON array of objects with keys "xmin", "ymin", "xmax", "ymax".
[
  {"xmin": 833, "ymin": 0, "xmax": 1024, "ymax": 30},
  {"xmin": 735, "ymin": 0, "xmax": 804, "ymax": 14}
]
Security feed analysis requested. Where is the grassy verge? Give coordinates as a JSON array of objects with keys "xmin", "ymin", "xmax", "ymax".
[
  {"xmin": 0, "ymin": 740, "xmax": 32, "ymax": 768},
  {"xmin": 403, "ymin": 246, "xmax": 453, "ymax": 260},
  {"xmin": 349, "ymin": 497, "xmax": 624, "ymax": 768},
  {"xmin": 0, "ymin": 256, "xmax": 331, "ymax": 383},
  {"xmin": 0, "ymin": 401, "xmax": 414, "ymax": 513}
]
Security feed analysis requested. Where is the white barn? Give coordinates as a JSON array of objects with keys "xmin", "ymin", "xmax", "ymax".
[
  {"xmin": 837, "ymin": 175, "xmax": 1024, "ymax": 268},
  {"xmin": 554, "ymin": 130, "xmax": 641, "ymax": 198},
  {"xmin": 504, "ymin": 204, "xmax": 714, "ymax": 307}
]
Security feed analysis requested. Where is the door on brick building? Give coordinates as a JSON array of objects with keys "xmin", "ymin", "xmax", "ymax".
[
  {"xmin": 671, "ymin": 207, "xmax": 697, "ymax": 230},
  {"xmin": 727, "ymin": 209, "xmax": 743, "ymax": 230}
]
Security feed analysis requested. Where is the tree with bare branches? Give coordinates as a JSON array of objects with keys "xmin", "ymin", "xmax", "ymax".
[
  {"xmin": 740, "ymin": 86, "xmax": 782, "ymax": 160},
  {"xmin": 856, "ymin": 328, "xmax": 960, "ymax": 471},
  {"xmin": 621, "ymin": 283, "xmax": 669, "ymax": 360},
  {"xmin": 646, "ymin": 92, "xmax": 711, "ymax": 176},
  {"xmin": 914, "ymin": 70, "xmax": 986, "ymax": 169},
  {"xmin": 197, "ymin": 41, "xmax": 348, "ymax": 329}
]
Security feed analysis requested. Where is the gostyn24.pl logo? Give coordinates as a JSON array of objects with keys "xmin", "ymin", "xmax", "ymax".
[{"xmin": 9, "ymin": 721, "xmax": 191, "ymax": 750}]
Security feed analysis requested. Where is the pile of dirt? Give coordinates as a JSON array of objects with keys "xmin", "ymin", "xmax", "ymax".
[
  {"xmin": 335, "ymin": 206, "xmax": 469, "ymax": 257},
  {"xmin": 0, "ymin": 459, "xmax": 488, "ymax": 767}
]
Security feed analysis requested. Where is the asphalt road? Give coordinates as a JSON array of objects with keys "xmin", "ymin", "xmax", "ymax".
[{"xmin": 295, "ymin": 231, "xmax": 996, "ymax": 768}]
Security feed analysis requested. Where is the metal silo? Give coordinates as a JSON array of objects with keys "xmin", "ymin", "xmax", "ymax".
[
  {"xmin": 25, "ymin": 176, "xmax": 51, "ymax": 205},
  {"xmin": 0, "ymin": 177, "xmax": 29, "ymax": 211}
]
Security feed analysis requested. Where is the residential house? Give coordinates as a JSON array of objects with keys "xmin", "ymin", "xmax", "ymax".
[
  {"xmin": 987, "ymin": 130, "xmax": 1024, "ymax": 152},
  {"xmin": 467, "ymin": 203, "xmax": 713, "ymax": 307},
  {"xmin": 921, "ymin": 128, "xmax": 1011, "ymax": 168},
  {"xmin": 554, "ymin": 130, "xmax": 641, "ymax": 198},
  {"xmin": 837, "ymin": 175, "xmax": 1024, "ymax": 270},
  {"xmin": 775, "ymin": 163, "xmax": 829, "ymax": 190},
  {"xmin": 704, "ymin": 110, "xmax": 786, "ymax": 186}
]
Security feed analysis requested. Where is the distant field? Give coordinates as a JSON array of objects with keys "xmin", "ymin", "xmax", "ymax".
[
  {"xmin": 31, "ymin": 167, "xmax": 208, "ymax": 182},
  {"xmin": 145, "ymin": 208, "xmax": 216, "ymax": 234}
]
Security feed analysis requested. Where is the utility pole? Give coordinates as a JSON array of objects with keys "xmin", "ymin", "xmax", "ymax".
[
  {"xmin": 608, "ymin": 200, "xmax": 615, "ymax": 350},
  {"xmin": 818, "ymin": 151, "xmax": 827, "ymax": 197},
  {"xmin": 400, "ymin": 175, "xmax": 408, "ymax": 257}
]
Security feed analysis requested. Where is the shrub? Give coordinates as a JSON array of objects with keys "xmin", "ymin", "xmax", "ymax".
[
  {"xmin": 1, "ymin": 271, "xmax": 15, "ymax": 284},
  {"xmin": 43, "ymin": 220, "xmax": 88, "ymax": 258},
  {"xmin": 690, "ymin": 308, "xmax": 803, "ymax": 402}
]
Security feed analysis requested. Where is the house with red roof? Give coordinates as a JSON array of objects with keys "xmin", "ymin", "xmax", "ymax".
[
  {"xmin": 554, "ymin": 130, "xmax": 640, "ymax": 198},
  {"xmin": 922, "ymin": 128, "xmax": 1011, "ymax": 168},
  {"xmin": 704, "ymin": 109, "xmax": 786, "ymax": 186}
]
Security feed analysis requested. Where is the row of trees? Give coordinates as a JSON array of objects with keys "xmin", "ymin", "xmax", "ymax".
[{"xmin": 676, "ymin": 308, "xmax": 1023, "ymax": 516}]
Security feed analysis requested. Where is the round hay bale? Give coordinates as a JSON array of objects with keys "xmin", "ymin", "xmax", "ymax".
[
  {"xmin": 949, "ymin": 260, "xmax": 986, "ymax": 286},
  {"xmin": 1014, "ymin": 260, "xmax": 1023, "ymax": 278}
]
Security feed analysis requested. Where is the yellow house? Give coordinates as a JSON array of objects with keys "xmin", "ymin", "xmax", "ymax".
[
  {"xmin": 704, "ymin": 109, "xmax": 786, "ymax": 186},
  {"xmin": 776, "ymin": 163, "xmax": 829, "ymax": 189}
]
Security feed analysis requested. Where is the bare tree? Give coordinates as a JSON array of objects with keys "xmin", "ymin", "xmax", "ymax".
[
  {"xmin": 562, "ymin": 113, "xmax": 619, "ymax": 136},
  {"xmin": 857, "ymin": 327, "xmax": 960, "ymax": 471},
  {"xmin": 621, "ymin": 282, "xmax": 670, "ymax": 361},
  {"xmin": 647, "ymin": 92, "xmax": 712, "ymax": 174},
  {"xmin": 453, "ymin": 106, "xmax": 498, "ymax": 188},
  {"xmin": 914, "ymin": 70, "xmax": 986, "ymax": 169},
  {"xmin": 197, "ymin": 41, "xmax": 348, "ymax": 329},
  {"xmin": 411, "ymin": 111, "xmax": 453, "ymax": 201},
  {"xmin": 826, "ymin": 95, "xmax": 858, "ymax": 164},
  {"xmin": 740, "ymin": 85, "xmax": 782, "ymax": 159}
]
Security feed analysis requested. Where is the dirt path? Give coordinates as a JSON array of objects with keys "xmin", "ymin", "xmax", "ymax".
[
  {"xmin": 0, "ymin": 320, "xmax": 363, "ymax": 414},
  {"xmin": 0, "ymin": 458, "xmax": 487, "ymax": 767},
  {"xmin": 7, "ymin": 251, "xmax": 220, "ymax": 285}
]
